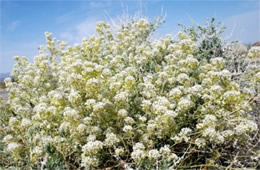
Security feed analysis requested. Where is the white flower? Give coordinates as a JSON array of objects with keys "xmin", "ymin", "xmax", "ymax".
[
  {"xmin": 168, "ymin": 153, "xmax": 179, "ymax": 161},
  {"xmin": 114, "ymin": 91, "xmax": 128, "ymax": 103},
  {"xmin": 45, "ymin": 32, "xmax": 52, "ymax": 40},
  {"xmin": 147, "ymin": 123, "xmax": 156, "ymax": 133},
  {"xmin": 123, "ymin": 125, "xmax": 133, "ymax": 133},
  {"xmin": 47, "ymin": 106, "xmax": 57, "ymax": 115},
  {"xmin": 234, "ymin": 120, "xmax": 257, "ymax": 135},
  {"xmin": 39, "ymin": 96, "xmax": 49, "ymax": 103},
  {"xmin": 141, "ymin": 100, "xmax": 152, "ymax": 112},
  {"xmin": 82, "ymin": 140, "xmax": 103, "ymax": 155},
  {"xmin": 4, "ymin": 77, "xmax": 12, "ymax": 84},
  {"xmin": 210, "ymin": 57, "xmax": 225, "ymax": 68},
  {"xmin": 33, "ymin": 103, "xmax": 48, "ymax": 114},
  {"xmin": 165, "ymin": 110, "xmax": 178, "ymax": 118},
  {"xmin": 169, "ymin": 88, "xmax": 182, "ymax": 99},
  {"xmin": 202, "ymin": 127, "xmax": 216, "ymax": 139},
  {"xmin": 172, "ymin": 128, "xmax": 192, "ymax": 143},
  {"xmin": 48, "ymin": 90, "xmax": 63, "ymax": 105},
  {"xmin": 139, "ymin": 116, "xmax": 147, "ymax": 122},
  {"xmin": 153, "ymin": 105, "xmax": 167, "ymax": 115},
  {"xmin": 223, "ymin": 90, "xmax": 240, "ymax": 103},
  {"xmin": 7, "ymin": 142, "xmax": 21, "ymax": 152},
  {"xmin": 155, "ymin": 97, "xmax": 171, "ymax": 107},
  {"xmin": 215, "ymin": 133, "xmax": 224, "ymax": 144},
  {"xmin": 196, "ymin": 114, "xmax": 217, "ymax": 129},
  {"xmin": 177, "ymin": 32, "xmax": 187, "ymax": 40},
  {"xmin": 189, "ymin": 85, "xmax": 203, "ymax": 96},
  {"xmin": 81, "ymin": 156, "xmax": 98, "ymax": 168},
  {"xmin": 202, "ymin": 78, "xmax": 212, "ymax": 87},
  {"xmin": 63, "ymin": 107, "xmax": 78, "ymax": 118},
  {"xmin": 125, "ymin": 75, "xmax": 135, "ymax": 83},
  {"xmin": 133, "ymin": 142, "xmax": 145, "ymax": 151},
  {"xmin": 202, "ymin": 127, "xmax": 224, "ymax": 144},
  {"xmin": 221, "ymin": 130, "xmax": 234, "ymax": 138},
  {"xmin": 248, "ymin": 46, "xmax": 260, "ymax": 59},
  {"xmin": 210, "ymin": 85, "xmax": 223, "ymax": 95},
  {"xmin": 118, "ymin": 109, "xmax": 128, "ymax": 118},
  {"xmin": 254, "ymin": 72, "xmax": 260, "ymax": 82},
  {"xmin": 104, "ymin": 133, "xmax": 120, "ymax": 147},
  {"xmin": 21, "ymin": 118, "xmax": 32, "ymax": 127},
  {"xmin": 178, "ymin": 98, "xmax": 194, "ymax": 111},
  {"xmin": 42, "ymin": 136, "xmax": 53, "ymax": 144},
  {"xmin": 32, "ymin": 146, "xmax": 42, "ymax": 155},
  {"xmin": 194, "ymin": 138, "xmax": 206, "ymax": 148},
  {"xmin": 148, "ymin": 149, "xmax": 160, "ymax": 160},
  {"xmin": 59, "ymin": 122, "xmax": 70, "ymax": 132},
  {"xmin": 177, "ymin": 73, "xmax": 189, "ymax": 84},
  {"xmin": 131, "ymin": 149, "xmax": 146, "ymax": 162},
  {"xmin": 77, "ymin": 124, "xmax": 87, "ymax": 134},
  {"xmin": 185, "ymin": 56, "xmax": 198, "ymax": 68},
  {"xmin": 160, "ymin": 145, "xmax": 171, "ymax": 157},
  {"xmin": 87, "ymin": 78, "xmax": 99, "ymax": 86},
  {"xmin": 219, "ymin": 69, "xmax": 231, "ymax": 80},
  {"xmin": 124, "ymin": 117, "xmax": 135, "ymax": 125},
  {"xmin": 87, "ymin": 135, "xmax": 96, "ymax": 142},
  {"xmin": 94, "ymin": 64, "xmax": 103, "ymax": 72},
  {"xmin": 85, "ymin": 99, "xmax": 96, "ymax": 109},
  {"xmin": 68, "ymin": 89, "xmax": 81, "ymax": 104},
  {"xmin": 3, "ymin": 135, "xmax": 13, "ymax": 143},
  {"xmin": 102, "ymin": 68, "xmax": 112, "ymax": 77},
  {"xmin": 115, "ymin": 147, "xmax": 125, "ymax": 156},
  {"xmin": 83, "ymin": 117, "xmax": 92, "ymax": 125},
  {"xmin": 93, "ymin": 102, "xmax": 105, "ymax": 112},
  {"xmin": 9, "ymin": 117, "xmax": 19, "ymax": 127}
]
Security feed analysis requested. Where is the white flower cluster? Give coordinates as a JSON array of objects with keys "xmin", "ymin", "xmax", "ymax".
[
  {"xmin": 148, "ymin": 149, "xmax": 160, "ymax": 160},
  {"xmin": 82, "ymin": 140, "xmax": 103, "ymax": 155},
  {"xmin": 196, "ymin": 114, "xmax": 217, "ymax": 129},
  {"xmin": 247, "ymin": 46, "xmax": 260, "ymax": 59},
  {"xmin": 177, "ymin": 97, "xmax": 194, "ymax": 112},
  {"xmin": 202, "ymin": 127, "xmax": 224, "ymax": 144},
  {"xmin": 7, "ymin": 142, "xmax": 21, "ymax": 152},
  {"xmin": 172, "ymin": 128, "xmax": 192, "ymax": 143},
  {"xmin": 104, "ymin": 133, "xmax": 120, "ymax": 147},
  {"xmin": 234, "ymin": 120, "xmax": 257, "ymax": 135},
  {"xmin": 131, "ymin": 143, "xmax": 146, "ymax": 163},
  {"xmin": 1, "ymin": 17, "xmax": 258, "ymax": 169}
]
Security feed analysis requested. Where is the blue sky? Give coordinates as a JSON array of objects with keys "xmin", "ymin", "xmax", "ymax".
[{"xmin": 0, "ymin": 0, "xmax": 259, "ymax": 73}]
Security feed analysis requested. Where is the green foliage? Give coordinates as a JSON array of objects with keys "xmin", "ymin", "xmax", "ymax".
[{"xmin": 179, "ymin": 18, "xmax": 226, "ymax": 61}]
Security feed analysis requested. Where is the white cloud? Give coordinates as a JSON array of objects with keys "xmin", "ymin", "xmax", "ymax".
[
  {"xmin": 59, "ymin": 17, "xmax": 100, "ymax": 43},
  {"xmin": 8, "ymin": 20, "xmax": 21, "ymax": 31},
  {"xmin": 89, "ymin": 1, "xmax": 109, "ymax": 8},
  {"xmin": 75, "ymin": 18, "xmax": 99, "ymax": 38},
  {"xmin": 223, "ymin": 10, "xmax": 260, "ymax": 44},
  {"xmin": 85, "ymin": 0, "xmax": 112, "ymax": 9},
  {"xmin": 60, "ymin": 32, "xmax": 76, "ymax": 42}
]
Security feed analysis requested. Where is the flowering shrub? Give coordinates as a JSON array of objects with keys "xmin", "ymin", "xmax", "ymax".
[{"xmin": 0, "ymin": 17, "xmax": 259, "ymax": 169}]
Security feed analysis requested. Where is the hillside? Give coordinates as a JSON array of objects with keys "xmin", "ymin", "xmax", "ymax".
[{"xmin": 0, "ymin": 73, "xmax": 10, "ymax": 81}]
